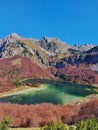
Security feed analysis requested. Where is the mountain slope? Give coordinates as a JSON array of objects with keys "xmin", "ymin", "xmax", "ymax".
[
  {"xmin": 0, "ymin": 33, "xmax": 70, "ymax": 64},
  {"xmin": 0, "ymin": 55, "xmax": 54, "ymax": 92},
  {"xmin": 0, "ymin": 33, "xmax": 98, "ymax": 89}
]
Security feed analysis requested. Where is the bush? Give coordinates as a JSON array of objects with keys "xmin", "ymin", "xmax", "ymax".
[
  {"xmin": 0, "ymin": 116, "xmax": 12, "ymax": 130},
  {"xmin": 13, "ymin": 80, "xmax": 22, "ymax": 87},
  {"xmin": 42, "ymin": 119, "xmax": 68, "ymax": 130},
  {"xmin": 76, "ymin": 118, "xmax": 98, "ymax": 130},
  {"xmin": 69, "ymin": 125, "xmax": 76, "ymax": 130},
  {"xmin": 42, "ymin": 118, "xmax": 98, "ymax": 130}
]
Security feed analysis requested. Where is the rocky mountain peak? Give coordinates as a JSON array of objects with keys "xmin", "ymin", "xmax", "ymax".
[
  {"xmin": 87, "ymin": 46, "xmax": 98, "ymax": 53},
  {"xmin": 41, "ymin": 36, "xmax": 64, "ymax": 44},
  {"xmin": 10, "ymin": 33, "xmax": 21, "ymax": 39},
  {"xmin": 0, "ymin": 33, "xmax": 24, "ymax": 58},
  {"xmin": 0, "ymin": 33, "xmax": 21, "ymax": 46},
  {"xmin": 72, "ymin": 43, "xmax": 95, "ymax": 52},
  {"xmin": 38, "ymin": 37, "xmax": 69, "ymax": 55}
]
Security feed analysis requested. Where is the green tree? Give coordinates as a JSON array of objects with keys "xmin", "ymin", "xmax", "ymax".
[
  {"xmin": 0, "ymin": 116, "xmax": 12, "ymax": 130},
  {"xmin": 42, "ymin": 119, "xmax": 68, "ymax": 130},
  {"xmin": 76, "ymin": 118, "xmax": 98, "ymax": 130},
  {"xmin": 69, "ymin": 125, "xmax": 76, "ymax": 130}
]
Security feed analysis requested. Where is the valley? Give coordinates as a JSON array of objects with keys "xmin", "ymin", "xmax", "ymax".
[{"xmin": 0, "ymin": 33, "xmax": 97, "ymax": 128}]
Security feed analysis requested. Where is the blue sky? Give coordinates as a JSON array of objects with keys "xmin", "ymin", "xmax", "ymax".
[{"xmin": 0, "ymin": 0, "xmax": 98, "ymax": 45}]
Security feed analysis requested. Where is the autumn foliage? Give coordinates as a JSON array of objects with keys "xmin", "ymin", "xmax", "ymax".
[
  {"xmin": 0, "ymin": 55, "xmax": 98, "ymax": 93},
  {"xmin": 0, "ymin": 99, "xmax": 97, "ymax": 127},
  {"xmin": 50, "ymin": 64, "xmax": 98, "ymax": 84},
  {"xmin": 0, "ymin": 55, "xmax": 53, "ymax": 92}
]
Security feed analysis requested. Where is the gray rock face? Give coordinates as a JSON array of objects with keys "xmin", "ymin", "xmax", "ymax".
[
  {"xmin": 72, "ymin": 44, "xmax": 96, "ymax": 52},
  {"xmin": 1, "ymin": 33, "xmax": 21, "ymax": 44},
  {"xmin": 63, "ymin": 53, "xmax": 98, "ymax": 65},
  {"xmin": 0, "ymin": 34, "xmax": 70, "ymax": 58},
  {"xmin": 90, "ymin": 64, "xmax": 98, "ymax": 71},
  {"xmin": 39, "ymin": 37, "xmax": 70, "ymax": 55},
  {"xmin": 0, "ymin": 33, "xmax": 98, "ymax": 67},
  {"xmin": 0, "ymin": 33, "xmax": 35, "ymax": 58},
  {"xmin": 87, "ymin": 46, "xmax": 98, "ymax": 53}
]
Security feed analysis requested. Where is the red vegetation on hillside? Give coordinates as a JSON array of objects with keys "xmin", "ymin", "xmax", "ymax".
[
  {"xmin": 0, "ymin": 99, "xmax": 97, "ymax": 127},
  {"xmin": 0, "ymin": 55, "xmax": 53, "ymax": 92},
  {"xmin": 50, "ymin": 64, "xmax": 98, "ymax": 84}
]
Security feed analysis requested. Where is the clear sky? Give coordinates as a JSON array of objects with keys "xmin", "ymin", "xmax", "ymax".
[{"xmin": 0, "ymin": 0, "xmax": 98, "ymax": 45}]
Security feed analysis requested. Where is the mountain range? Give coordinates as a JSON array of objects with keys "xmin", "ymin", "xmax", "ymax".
[{"xmin": 0, "ymin": 33, "xmax": 98, "ymax": 92}]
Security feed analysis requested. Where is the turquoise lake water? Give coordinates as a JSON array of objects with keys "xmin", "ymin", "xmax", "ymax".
[{"xmin": 0, "ymin": 80, "xmax": 98, "ymax": 104}]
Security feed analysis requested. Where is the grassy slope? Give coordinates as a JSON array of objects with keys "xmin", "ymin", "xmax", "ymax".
[{"xmin": 20, "ymin": 39, "xmax": 49, "ymax": 67}]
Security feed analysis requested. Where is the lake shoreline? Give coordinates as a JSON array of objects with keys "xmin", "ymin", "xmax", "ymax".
[{"xmin": 0, "ymin": 79, "xmax": 98, "ymax": 105}]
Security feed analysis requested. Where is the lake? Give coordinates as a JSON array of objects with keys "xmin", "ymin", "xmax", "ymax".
[{"xmin": 0, "ymin": 79, "xmax": 98, "ymax": 104}]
